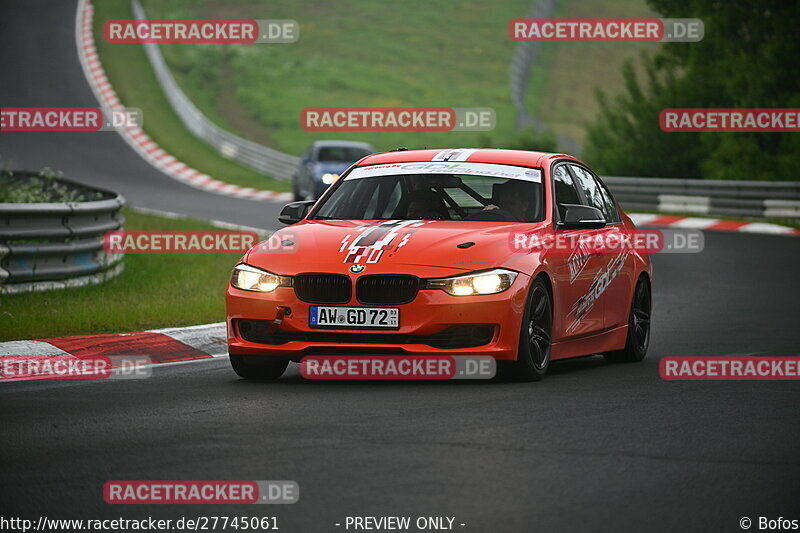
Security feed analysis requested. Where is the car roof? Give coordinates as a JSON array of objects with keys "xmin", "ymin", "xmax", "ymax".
[{"xmin": 357, "ymin": 148, "xmax": 578, "ymax": 168}]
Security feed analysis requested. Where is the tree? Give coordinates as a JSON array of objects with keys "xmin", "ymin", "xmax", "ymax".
[{"xmin": 584, "ymin": 0, "xmax": 800, "ymax": 180}]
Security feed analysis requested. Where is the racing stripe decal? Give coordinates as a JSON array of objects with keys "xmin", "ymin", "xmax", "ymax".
[
  {"xmin": 339, "ymin": 220, "xmax": 428, "ymax": 263},
  {"xmin": 432, "ymin": 149, "xmax": 478, "ymax": 162},
  {"xmin": 566, "ymin": 251, "xmax": 626, "ymax": 335}
]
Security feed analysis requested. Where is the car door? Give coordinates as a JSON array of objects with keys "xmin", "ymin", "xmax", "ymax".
[
  {"xmin": 567, "ymin": 164, "xmax": 631, "ymax": 331},
  {"xmin": 591, "ymin": 169, "xmax": 633, "ymax": 330},
  {"xmin": 551, "ymin": 163, "xmax": 607, "ymax": 338}
]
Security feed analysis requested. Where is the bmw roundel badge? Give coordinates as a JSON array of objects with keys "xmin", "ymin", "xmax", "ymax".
[{"xmin": 350, "ymin": 264, "xmax": 366, "ymax": 274}]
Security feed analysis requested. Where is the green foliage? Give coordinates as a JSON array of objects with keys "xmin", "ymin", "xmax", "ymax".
[
  {"xmin": 584, "ymin": 0, "xmax": 800, "ymax": 180},
  {"xmin": 140, "ymin": 0, "xmax": 534, "ymax": 154},
  {"xmin": 508, "ymin": 128, "xmax": 558, "ymax": 153},
  {"xmin": 480, "ymin": 128, "xmax": 558, "ymax": 153},
  {"xmin": 0, "ymin": 168, "xmax": 103, "ymax": 203}
]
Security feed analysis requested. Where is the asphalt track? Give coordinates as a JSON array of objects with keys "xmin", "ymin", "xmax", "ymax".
[
  {"xmin": 0, "ymin": 0, "xmax": 284, "ymax": 228},
  {"xmin": 1, "ymin": 1, "xmax": 800, "ymax": 532}
]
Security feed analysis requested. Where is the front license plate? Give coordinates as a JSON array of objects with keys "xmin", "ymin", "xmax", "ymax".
[{"xmin": 309, "ymin": 306, "xmax": 399, "ymax": 329}]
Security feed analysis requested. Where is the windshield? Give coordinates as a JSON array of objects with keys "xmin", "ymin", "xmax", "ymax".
[
  {"xmin": 311, "ymin": 163, "xmax": 544, "ymax": 223},
  {"xmin": 316, "ymin": 146, "xmax": 372, "ymax": 163}
]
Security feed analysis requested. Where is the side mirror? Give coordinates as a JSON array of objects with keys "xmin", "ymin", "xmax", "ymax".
[
  {"xmin": 278, "ymin": 201, "xmax": 315, "ymax": 225},
  {"xmin": 558, "ymin": 204, "xmax": 606, "ymax": 230}
]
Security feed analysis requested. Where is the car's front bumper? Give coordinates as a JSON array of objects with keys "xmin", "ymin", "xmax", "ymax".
[{"xmin": 226, "ymin": 274, "xmax": 530, "ymax": 361}]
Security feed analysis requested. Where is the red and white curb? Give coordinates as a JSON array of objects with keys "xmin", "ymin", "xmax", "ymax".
[
  {"xmin": 74, "ymin": 0, "xmax": 292, "ymax": 204},
  {"xmin": 0, "ymin": 322, "xmax": 228, "ymax": 374},
  {"xmin": 629, "ymin": 213, "xmax": 800, "ymax": 236}
]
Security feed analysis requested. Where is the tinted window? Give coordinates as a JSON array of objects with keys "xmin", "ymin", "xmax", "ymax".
[
  {"xmin": 553, "ymin": 165, "xmax": 581, "ymax": 219},
  {"xmin": 595, "ymin": 178, "xmax": 621, "ymax": 223},
  {"xmin": 363, "ymin": 179, "xmax": 402, "ymax": 219},
  {"xmin": 313, "ymin": 174, "xmax": 544, "ymax": 222},
  {"xmin": 570, "ymin": 165, "xmax": 610, "ymax": 220}
]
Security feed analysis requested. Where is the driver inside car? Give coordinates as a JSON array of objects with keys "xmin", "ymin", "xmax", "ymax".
[
  {"xmin": 483, "ymin": 180, "xmax": 531, "ymax": 221},
  {"xmin": 405, "ymin": 190, "xmax": 450, "ymax": 220}
]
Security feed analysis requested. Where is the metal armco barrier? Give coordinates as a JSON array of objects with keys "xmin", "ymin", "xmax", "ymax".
[
  {"xmin": 508, "ymin": 0, "xmax": 581, "ymax": 154},
  {"xmin": 603, "ymin": 177, "xmax": 800, "ymax": 219},
  {"xmin": 509, "ymin": 0, "xmax": 555, "ymax": 131},
  {"xmin": 0, "ymin": 173, "xmax": 126, "ymax": 294},
  {"xmin": 131, "ymin": 0, "xmax": 300, "ymax": 181}
]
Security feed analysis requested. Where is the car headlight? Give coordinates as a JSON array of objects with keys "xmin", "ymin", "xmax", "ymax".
[
  {"xmin": 231, "ymin": 264, "xmax": 292, "ymax": 292},
  {"xmin": 320, "ymin": 173, "xmax": 339, "ymax": 185},
  {"xmin": 426, "ymin": 269, "xmax": 518, "ymax": 296}
]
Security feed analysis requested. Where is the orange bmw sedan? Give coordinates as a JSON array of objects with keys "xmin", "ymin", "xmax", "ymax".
[{"xmin": 226, "ymin": 148, "xmax": 652, "ymax": 381}]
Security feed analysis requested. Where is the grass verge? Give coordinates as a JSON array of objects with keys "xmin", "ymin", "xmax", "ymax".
[
  {"xmin": 138, "ymin": 0, "xmax": 657, "ymax": 156},
  {"xmin": 533, "ymin": 0, "xmax": 660, "ymax": 147},
  {"xmin": 0, "ymin": 209, "xmax": 244, "ymax": 342},
  {"xmin": 140, "ymin": 0, "xmax": 530, "ymax": 154},
  {"xmin": 92, "ymin": 0, "xmax": 289, "ymax": 191}
]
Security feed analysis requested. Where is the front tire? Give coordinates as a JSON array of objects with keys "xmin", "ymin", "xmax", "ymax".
[
  {"xmin": 230, "ymin": 354, "xmax": 289, "ymax": 380},
  {"xmin": 505, "ymin": 277, "xmax": 553, "ymax": 382},
  {"xmin": 604, "ymin": 275, "xmax": 651, "ymax": 363}
]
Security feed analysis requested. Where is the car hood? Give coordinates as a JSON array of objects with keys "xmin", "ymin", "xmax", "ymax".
[{"xmin": 245, "ymin": 219, "xmax": 548, "ymax": 277}]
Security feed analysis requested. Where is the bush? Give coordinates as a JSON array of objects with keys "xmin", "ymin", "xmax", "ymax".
[
  {"xmin": 583, "ymin": 0, "xmax": 800, "ymax": 180},
  {"xmin": 0, "ymin": 168, "xmax": 103, "ymax": 203},
  {"xmin": 478, "ymin": 128, "xmax": 557, "ymax": 153}
]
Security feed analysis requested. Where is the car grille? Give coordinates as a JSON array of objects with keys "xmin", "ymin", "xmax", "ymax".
[
  {"xmin": 293, "ymin": 273, "xmax": 351, "ymax": 304},
  {"xmin": 356, "ymin": 275, "xmax": 420, "ymax": 305},
  {"xmin": 236, "ymin": 320, "xmax": 495, "ymax": 349}
]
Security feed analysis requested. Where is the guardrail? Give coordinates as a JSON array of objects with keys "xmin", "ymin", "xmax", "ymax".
[
  {"xmin": 131, "ymin": 0, "xmax": 300, "ymax": 181},
  {"xmin": 509, "ymin": 0, "xmax": 555, "ymax": 131},
  {"xmin": 0, "ymin": 173, "xmax": 125, "ymax": 294},
  {"xmin": 508, "ymin": 0, "xmax": 581, "ymax": 154},
  {"xmin": 603, "ymin": 177, "xmax": 800, "ymax": 219}
]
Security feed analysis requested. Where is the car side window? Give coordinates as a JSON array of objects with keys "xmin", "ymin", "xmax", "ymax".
[
  {"xmin": 569, "ymin": 165, "xmax": 613, "ymax": 221},
  {"xmin": 595, "ymin": 177, "xmax": 621, "ymax": 223},
  {"xmin": 552, "ymin": 165, "xmax": 581, "ymax": 220}
]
